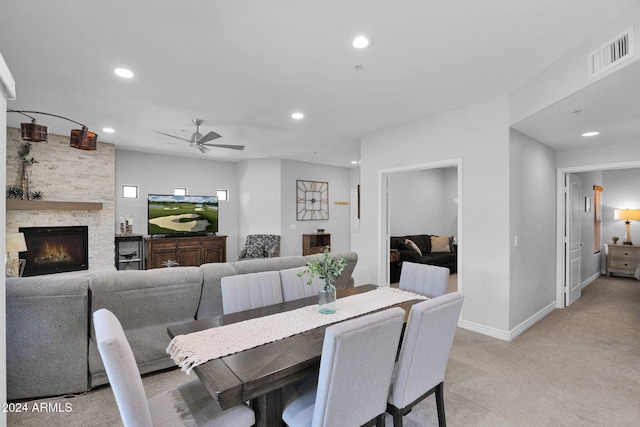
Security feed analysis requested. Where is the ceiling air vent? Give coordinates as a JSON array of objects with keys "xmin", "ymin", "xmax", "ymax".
[{"xmin": 588, "ymin": 26, "xmax": 634, "ymax": 79}]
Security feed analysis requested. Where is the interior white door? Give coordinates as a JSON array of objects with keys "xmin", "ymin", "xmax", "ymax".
[{"xmin": 565, "ymin": 173, "xmax": 583, "ymax": 306}]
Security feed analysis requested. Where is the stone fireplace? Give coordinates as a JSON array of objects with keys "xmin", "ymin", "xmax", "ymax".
[{"xmin": 5, "ymin": 127, "xmax": 115, "ymax": 273}]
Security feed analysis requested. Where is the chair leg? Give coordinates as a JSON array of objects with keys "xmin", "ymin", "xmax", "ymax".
[
  {"xmin": 386, "ymin": 404, "xmax": 404, "ymax": 427},
  {"xmin": 376, "ymin": 414, "xmax": 385, "ymax": 427},
  {"xmin": 435, "ymin": 382, "xmax": 446, "ymax": 427}
]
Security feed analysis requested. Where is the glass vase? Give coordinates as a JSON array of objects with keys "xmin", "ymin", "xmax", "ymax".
[{"xmin": 318, "ymin": 281, "xmax": 337, "ymax": 314}]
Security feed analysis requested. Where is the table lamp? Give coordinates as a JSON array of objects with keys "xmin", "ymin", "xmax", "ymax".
[
  {"xmin": 6, "ymin": 232, "xmax": 27, "ymax": 277},
  {"xmin": 613, "ymin": 209, "xmax": 640, "ymax": 245}
]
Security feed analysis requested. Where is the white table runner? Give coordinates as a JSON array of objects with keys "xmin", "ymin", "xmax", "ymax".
[{"xmin": 167, "ymin": 287, "xmax": 426, "ymax": 373}]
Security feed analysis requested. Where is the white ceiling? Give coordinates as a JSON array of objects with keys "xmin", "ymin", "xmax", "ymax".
[{"xmin": 1, "ymin": 0, "xmax": 639, "ymax": 167}]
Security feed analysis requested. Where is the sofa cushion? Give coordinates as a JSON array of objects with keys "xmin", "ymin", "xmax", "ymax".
[
  {"xmin": 198, "ymin": 262, "xmax": 239, "ymax": 319},
  {"xmin": 431, "ymin": 235, "xmax": 451, "ymax": 252},
  {"xmin": 88, "ymin": 267, "xmax": 203, "ymax": 387},
  {"xmin": 404, "ymin": 239, "xmax": 422, "ymax": 255},
  {"xmin": 404, "ymin": 235, "xmax": 431, "ymax": 253},
  {"xmin": 6, "ymin": 276, "xmax": 90, "ymax": 399}
]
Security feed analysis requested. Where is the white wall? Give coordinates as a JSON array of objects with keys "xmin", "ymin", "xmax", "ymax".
[
  {"xmin": 236, "ymin": 158, "xmax": 282, "ymax": 255},
  {"xmin": 280, "ymin": 159, "xmax": 352, "ymax": 256},
  {"xmin": 356, "ymin": 96, "xmax": 512, "ymax": 336},
  {"xmin": 388, "ymin": 168, "xmax": 457, "ymax": 237},
  {"xmin": 509, "ymin": 130, "xmax": 557, "ymax": 329},
  {"xmin": 115, "ymin": 150, "xmax": 241, "ymax": 259},
  {"xmin": 602, "ymin": 168, "xmax": 640, "ymax": 245}
]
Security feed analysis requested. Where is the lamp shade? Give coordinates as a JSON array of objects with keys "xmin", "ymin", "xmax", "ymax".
[
  {"xmin": 70, "ymin": 127, "xmax": 98, "ymax": 150},
  {"xmin": 613, "ymin": 209, "xmax": 640, "ymax": 221},
  {"xmin": 6, "ymin": 232, "xmax": 27, "ymax": 253},
  {"xmin": 20, "ymin": 121, "xmax": 48, "ymax": 142}
]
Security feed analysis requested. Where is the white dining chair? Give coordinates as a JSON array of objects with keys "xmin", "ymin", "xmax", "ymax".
[
  {"xmin": 221, "ymin": 270, "xmax": 283, "ymax": 314},
  {"xmin": 93, "ymin": 308, "xmax": 255, "ymax": 427},
  {"xmin": 398, "ymin": 261, "xmax": 450, "ymax": 298},
  {"xmin": 282, "ymin": 307, "xmax": 405, "ymax": 427},
  {"xmin": 386, "ymin": 292, "xmax": 464, "ymax": 427},
  {"xmin": 279, "ymin": 266, "xmax": 323, "ymax": 302}
]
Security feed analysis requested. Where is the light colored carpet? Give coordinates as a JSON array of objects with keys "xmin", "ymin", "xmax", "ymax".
[{"xmin": 8, "ymin": 274, "xmax": 639, "ymax": 426}]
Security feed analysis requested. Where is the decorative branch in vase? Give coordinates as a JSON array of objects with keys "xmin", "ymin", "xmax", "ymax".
[
  {"xmin": 17, "ymin": 142, "xmax": 38, "ymax": 200},
  {"xmin": 298, "ymin": 246, "xmax": 346, "ymax": 314}
]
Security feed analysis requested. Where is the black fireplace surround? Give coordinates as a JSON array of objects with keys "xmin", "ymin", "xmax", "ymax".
[{"xmin": 19, "ymin": 226, "xmax": 89, "ymax": 276}]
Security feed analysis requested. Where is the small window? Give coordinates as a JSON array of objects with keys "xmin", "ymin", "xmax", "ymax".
[
  {"xmin": 217, "ymin": 189, "xmax": 228, "ymax": 201},
  {"xmin": 122, "ymin": 185, "xmax": 138, "ymax": 199},
  {"xmin": 174, "ymin": 188, "xmax": 188, "ymax": 196}
]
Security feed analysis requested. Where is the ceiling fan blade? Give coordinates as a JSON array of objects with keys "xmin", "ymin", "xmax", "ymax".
[
  {"xmin": 199, "ymin": 131, "xmax": 222, "ymax": 143},
  {"xmin": 201, "ymin": 143, "xmax": 245, "ymax": 151},
  {"xmin": 197, "ymin": 145, "xmax": 210, "ymax": 154},
  {"xmin": 153, "ymin": 130, "xmax": 191, "ymax": 143}
]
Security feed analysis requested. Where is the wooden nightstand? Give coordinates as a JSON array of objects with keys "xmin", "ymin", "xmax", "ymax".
[{"xmin": 604, "ymin": 244, "xmax": 640, "ymax": 277}]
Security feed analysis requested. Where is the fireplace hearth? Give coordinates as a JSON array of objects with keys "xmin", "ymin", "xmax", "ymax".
[{"xmin": 19, "ymin": 226, "xmax": 89, "ymax": 276}]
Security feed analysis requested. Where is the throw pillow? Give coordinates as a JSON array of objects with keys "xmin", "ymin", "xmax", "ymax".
[
  {"xmin": 404, "ymin": 239, "xmax": 422, "ymax": 255},
  {"xmin": 431, "ymin": 235, "xmax": 451, "ymax": 252}
]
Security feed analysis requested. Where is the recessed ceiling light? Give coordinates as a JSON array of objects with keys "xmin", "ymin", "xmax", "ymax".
[
  {"xmin": 291, "ymin": 112, "xmax": 304, "ymax": 120},
  {"xmin": 102, "ymin": 127, "xmax": 115, "ymax": 133},
  {"xmin": 114, "ymin": 68, "xmax": 134, "ymax": 78},
  {"xmin": 352, "ymin": 35, "xmax": 372, "ymax": 49},
  {"xmin": 582, "ymin": 131, "xmax": 600, "ymax": 137},
  {"xmin": 351, "ymin": 160, "xmax": 360, "ymax": 165}
]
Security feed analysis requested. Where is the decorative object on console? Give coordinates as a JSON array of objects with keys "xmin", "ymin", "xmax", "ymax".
[
  {"xmin": 296, "ymin": 179, "xmax": 329, "ymax": 220},
  {"xmin": 5, "ymin": 232, "xmax": 27, "ymax": 277},
  {"xmin": 162, "ymin": 260, "xmax": 180, "ymax": 267},
  {"xmin": 613, "ymin": 208, "xmax": 640, "ymax": 245},
  {"xmin": 6, "ymin": 109, "xmax": 98, "ymax": 150},
  {"xmin": 298, "ymin": 246, "xmax": 346, "ymax": 314},
  {"xmin": 612, "ymin": 236, "xmax": 619, "ymax": 244}
]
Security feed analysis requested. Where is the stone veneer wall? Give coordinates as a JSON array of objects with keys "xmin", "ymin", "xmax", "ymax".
[{"xmin": 5, "ymin": 127, "xmax": 115, "ymax": 272}]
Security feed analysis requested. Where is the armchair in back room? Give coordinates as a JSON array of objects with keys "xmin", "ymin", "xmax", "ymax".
[{"xmin": 238, "ymin": 234, "xmax": 281, "ymax": 260}]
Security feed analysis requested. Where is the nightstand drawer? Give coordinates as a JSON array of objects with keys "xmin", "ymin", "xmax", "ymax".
[{"xmin": 608, "ymin": 259, "xmax": 639, "ymax": 270}]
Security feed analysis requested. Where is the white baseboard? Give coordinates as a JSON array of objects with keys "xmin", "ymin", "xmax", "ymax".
[
  {"xmin": 581, "ymin": 271, "xmax": 601, "ymax": 289},
  {"xmin": 459, "ymin": 300, "xmax": 556, "ymax": 341},
  {"xmin": 458, "ymin": 320, "xmax": 511, "ymax": 341}
]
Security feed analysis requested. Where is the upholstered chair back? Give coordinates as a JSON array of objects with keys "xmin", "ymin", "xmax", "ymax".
[
  {"xmin": 282, "ymin": 307, "xmax": 404, "ymax": 426},
  {"xmin": 279, "ymin": 266, "xmax": 324, "ymax": 302},
  {"xmin": 93, "ymin": 308, "xmax": 154, "ymax": 427},
  {"xmin": 399, "ymin": 261, "xmax": 449, "ymax": 297},
  {"xmin": 388, "ymin": 292, "xmax": 464, "ymax": 409},
  {"xmin": 221, "ymin": 270, "xmax": 283, "ymax": 314}
]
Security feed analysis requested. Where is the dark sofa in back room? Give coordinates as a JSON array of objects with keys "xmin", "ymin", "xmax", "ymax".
[{"xmin": 390, "ymin": 234, "xmax": 457, "ymax": 278}]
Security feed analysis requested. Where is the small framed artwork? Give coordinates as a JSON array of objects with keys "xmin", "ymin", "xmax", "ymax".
[{"xmin": 585, "ymin": 196, "xmax": 591, "ymax": 212}]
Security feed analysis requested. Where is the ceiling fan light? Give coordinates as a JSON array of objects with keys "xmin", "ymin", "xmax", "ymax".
[
  {"xmin": 20, "ymin": 120, "xmax": 48, "ymax": 142},
  {"xmin": 70, "ymin": 127, "xmax": 98, "ymax": 150}
]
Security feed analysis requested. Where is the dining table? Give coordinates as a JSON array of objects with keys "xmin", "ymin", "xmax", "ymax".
[{"xmin": 167, "ymin": 284, "xmax": 424, "ymax": 427}]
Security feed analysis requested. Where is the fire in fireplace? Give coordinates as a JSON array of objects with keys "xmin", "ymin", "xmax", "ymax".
[{"xmin": 19, "ymin": 226, "xmax": 89, "ymax": 276}]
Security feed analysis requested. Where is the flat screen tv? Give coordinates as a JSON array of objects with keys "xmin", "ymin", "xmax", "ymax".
[{"xmin": 147, "ymin": 194, "xmax": 218, "ymax": 236}]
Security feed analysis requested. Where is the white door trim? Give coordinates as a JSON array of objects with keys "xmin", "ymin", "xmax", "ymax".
[{"xmin": 556, "ymin": 160, "xmax": 640, "ymax": 308}]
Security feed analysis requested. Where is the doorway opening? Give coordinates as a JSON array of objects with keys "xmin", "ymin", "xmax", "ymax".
[
  {"xmin": 556, "ymin": 161, "xmax": 640, "ymax": 308},
  {"xmin": 379, "ymin": 158, "xmax": 462, "ymax": 291}
]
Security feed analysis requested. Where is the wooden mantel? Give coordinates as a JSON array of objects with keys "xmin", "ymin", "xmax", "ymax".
[{"xmin": 6, "ymin": 200, "xmax": 103, "ymax": 211}]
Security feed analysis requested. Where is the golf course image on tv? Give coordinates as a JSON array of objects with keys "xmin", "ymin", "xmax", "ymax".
[{"xmin": 147, "ymin": 194, "xmax": 218, "ymax": 235}]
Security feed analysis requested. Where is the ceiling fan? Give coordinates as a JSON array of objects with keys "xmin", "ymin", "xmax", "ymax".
[{"xmin": 154, "ymin": 119, "xmax": 245, "ymax": 154}]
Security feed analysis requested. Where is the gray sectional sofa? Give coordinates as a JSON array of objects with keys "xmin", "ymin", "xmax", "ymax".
[{"xmin": 5, "ymin": 252, "xmax": 358, "ymax": 401}]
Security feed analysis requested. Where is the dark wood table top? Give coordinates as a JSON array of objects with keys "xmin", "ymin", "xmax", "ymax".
[{"xmin": 167, "ymin": 284, "xmax": 421, "ymax": 412}]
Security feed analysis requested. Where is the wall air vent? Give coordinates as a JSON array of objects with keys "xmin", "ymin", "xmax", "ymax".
[{"xmin": 588, "ymin": 26, "xmax": 634, "ymax": 79}]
